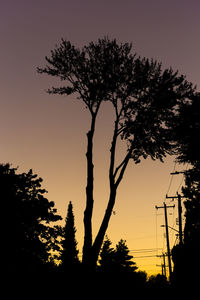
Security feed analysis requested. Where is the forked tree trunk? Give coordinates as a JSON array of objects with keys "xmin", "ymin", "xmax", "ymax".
[
  {"xmin": 90, "ymin": 144, "xmax": 133, "ymax": 268},
  {"xmin": 82, "ymin": 112, "xmax": 131, "ymax": 270}
]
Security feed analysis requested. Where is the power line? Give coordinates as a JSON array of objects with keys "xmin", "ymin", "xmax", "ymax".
[
  {"xmin": 129, "ymin": 248, "xmax": 162, "ymax": 253},
  {"xmin": 176, "ymin": 163, "xmax": 189, "ymax": 193},
  {"xmin": 166, "ymin": 161, "xmax": 177, "ymax": 195},
  {"xmin": 134, "ymin": 255, "xmax": 158, "ymax": 259}
]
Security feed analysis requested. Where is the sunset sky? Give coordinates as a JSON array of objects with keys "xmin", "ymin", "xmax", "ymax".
[{"xmin": 1, "ymin": 0, "xmax": 200, "ymax": 275}]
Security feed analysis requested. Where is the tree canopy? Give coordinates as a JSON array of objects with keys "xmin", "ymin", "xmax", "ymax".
[
  {"xmin": 2, "ymin": 163, "xmax": 62, "ymax": 272},
  {"xmin": 99, "ymin": 237, "xmax": 137, "ymax": 274},
  {"xmin": 172, "ymin": 92, "xmax": 200, "ymax": 165},
  {"xmin": 38, "ymin": 37, "xmax": 195, "ymax": 269}
]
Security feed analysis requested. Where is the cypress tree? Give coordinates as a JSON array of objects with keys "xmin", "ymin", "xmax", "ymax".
[{"xmin": 61, "ymin": 201, "xmax": 79, "ymax": 272}]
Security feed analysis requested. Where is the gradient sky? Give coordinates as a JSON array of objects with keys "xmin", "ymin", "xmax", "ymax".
[{"xmin": 1, "ymin": 0, "xmax": 200, "ymax": 275}]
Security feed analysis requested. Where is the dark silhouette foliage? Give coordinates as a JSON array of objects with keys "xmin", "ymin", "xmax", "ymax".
[
  {"xmin": 38, "ymin": 37, "xmax": 195, "ymax": 270},
  {"xmin": 171, "ymin": 92, "xmax": 200, "ymax": 287},
  {"xmin": 172, "ymin": 164, "xmax": 200, "ymax": 287},
  {"xmin": 98, "ymin": 237, "xmax": 151, "ymax": 288},
  {"xmin": 2, "ymin": 163, "xmax": 62, "ymax": 272},
  {"xmin": 146, "ymin": 274, "xmax": 170, "ymax": 288},
  {"xmin": 60, "ymin": 201, "xmax": 80, "ymax": 272},
  {"xmin": 173, "ymin": 92, "xmax": 200, "ymax": 165},
  {"xmin": 114, "ymin": 239, "xmax": 138, "ymax": 273},
  {"xmin": 98, "ymin": 236, "xmax": 116, "ymax": 272},
  {"xmin": 99, "ymin": 237, "xmax": 137, "ymax": 274},
  {"xmin": 183, "ymin": 166, "xmax": 200, "ymax": 244}
]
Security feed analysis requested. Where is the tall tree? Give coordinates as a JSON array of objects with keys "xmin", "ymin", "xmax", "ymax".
[
  {"xmin": 1, "ymin": 163, "xmax": 62, "ymax": 272},
  {"xmin": 60, "ymin": 201, "xmax": 79, "ymax": 271},
  {"xmin": 171, "ymin": 93, "xmax": 200, "ymax": 286},
  {"xmin": 38, "ymin": 37, "xmax": 195, "ymax": 270}
]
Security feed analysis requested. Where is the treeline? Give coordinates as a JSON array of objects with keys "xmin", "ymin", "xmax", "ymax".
[
  {"xmin": 2, "ymin": 162, "xmax": 200, "ymax": 288},
  {"xmin": 3, "ymin": 163, "xmax": 169, "ymax": 288}
]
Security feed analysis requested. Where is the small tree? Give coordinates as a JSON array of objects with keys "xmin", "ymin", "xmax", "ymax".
[
  {"xmin": 60, "ymin": 201, "xmax": 79, "ymax": 271},
  {"xmin": 114, "ymin": 239, "xmax": 137, "ymax": 273},
  {"xmin": 99, "ymin": 238, "xmax": 137, "ymax": 274},
  {"xmin": 98, "ymin": 236, "xmax": 115, "ymax": 272}
]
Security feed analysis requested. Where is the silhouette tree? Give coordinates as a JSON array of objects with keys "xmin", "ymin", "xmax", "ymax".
[
  {"xmin": 60, "ymin": 201, "xmax": 79, "ymax": 272},
  {"xmin": 171, "ymin": 92, "xmax": 200, "ymax": 286},
  {"xmin": 146, "ymin": 274, "xmax": 169, "ymax": 288},
  {"xmin": 114, "ymin": 239, "xmax": 137, "ymax": 273},
  {"xmin": 38, "ymin": 37, "xmax": 195, "ymax": 270},
  {"xmin": 173, "ymin": 92, "xmax": 200, "ymax": 165},
  {"xmin": 183, "ymin": 166, "xmax": 200, "ymax": 243},
  {"xmin": 99, "ymin": 238, "xmax": 137, "ymax": 274},
  {"xmin": 172, "ymin": 165, "xmax": 200, "ymax": 286},
  {"xmin": 98, "ymin": 236, "xmax": 115, "ymax": 272},
  {"xmin": 1, "ymin": 163, "xmax": 62, "ymax": 272}
]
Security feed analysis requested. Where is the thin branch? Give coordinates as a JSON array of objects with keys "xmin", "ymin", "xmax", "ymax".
[
  {"xmin": 117, "ymin": 123, "xmax": 127, "ymax": 136},
  {"xmin": 115, "ymin": 145, "xmax": 133, "ymax": 188},
  {"xmin": 113, "ymin": 155, "xmax": 127, "ymax": 179}
]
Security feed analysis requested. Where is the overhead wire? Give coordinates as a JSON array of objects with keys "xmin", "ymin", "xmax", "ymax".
[
  {"xmin": 166, "ymin": 161, "xmax": 177, "ymax": 196},
  {"xmin": 176, "ymin": 163, "xmax": 189, "ymax": 193}
]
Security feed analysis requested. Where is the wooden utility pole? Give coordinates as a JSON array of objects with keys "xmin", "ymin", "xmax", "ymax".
[
  {"xmin": 155, "ymin": 203, "xmax": 175, "ymax": 282},
  {"xmin": 157, "ymin": 253, "xmax": 166, "ymax": 277},
  {"xmin": 168, "ymin": 170, "xmax": 186, "ymax": 245},
  {"xmin": 177, "ymin": 194, "xmax": 183, "ymax": 245},
  {"xmin": 166, "ymin": 193, "xmax": 184, "ymax": 245},
  {"xmin": 162, "ymin": 253, "xmax": 166, "ymax": 277}
]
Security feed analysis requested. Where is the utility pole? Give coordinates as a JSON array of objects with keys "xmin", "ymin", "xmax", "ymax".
[
  {"xmin": 177, "ymin": 194, "xmax": 183, "ymax": 245},
  {"xmin": 168, "ymin": 169, "xmax": 186, "ymax": 245},
  {"xmin": 166, "ymin": 193, "xmax": 184, "ymax": 245},
  {"xmin": 155, "ymin": 203, "xmax": 175, "ymax": 282},
  {"xmin": 162, "ymin": 253, "xmax": 166, "ymax": 277},
  {"xmin": 157, "ymin": 253, "xmax": 166, "ymax": 277}
]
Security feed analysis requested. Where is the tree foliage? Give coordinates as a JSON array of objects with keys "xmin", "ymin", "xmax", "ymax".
[
  {"xmin": 2, "ymin": 163, "xmax": 62, "ymax": 272},
  {"xmin": 171, "ymin": 93, "xmax": 200, "ymax": 286},
  {"xmin": 38, "ymin": 37, "xmax": 195, "ymax": 269},
  {"xmin": 98, "ymin": 236, "xmax": 115, "ymax": 272},
  {"xmin": 99, "ymin": 237, "xmax": 137, "ymax": 274},
  {"xmin": 173, "ymin": 92, "xmax": 200, "ymax": 165}
]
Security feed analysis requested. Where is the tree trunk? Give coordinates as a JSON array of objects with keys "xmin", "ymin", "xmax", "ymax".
[
  {"xmin": 89, "ymin": 123, "xmax": 119, "ymax": 267},
  {"xmin": 82, "ymin": 110, "xmax": 131, "ymax": 269},
  {"xmin": 82, "ymin": 114, "xmax": 96, "ymax": 266},
  {"xmin": 90, "ymin": 149, "xmax": 132, "ymax": 267},
  {"xmin": 91, "ymin": 186, "xmax": 117, "ymax": 266}
]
